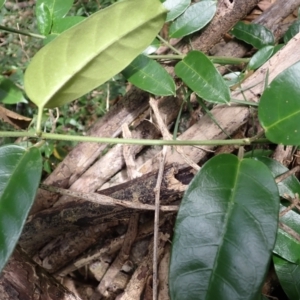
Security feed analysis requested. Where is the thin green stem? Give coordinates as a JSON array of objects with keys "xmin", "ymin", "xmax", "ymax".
[
  {"xmin": 156, "ymin": 35, "xmax": 183, "ymax": 56},
  {"xmin": 0, "ymin": 131, "xmax": 270, "ymax": 146},
  {"xmin": 0, "ymin": 25, "xmax": 45, "ymax": 39},
  {"xmin": 208, "ymin": 56, "xmax": 250, "ymax": 65},
  {"xmin": 148, "ymin": 54, "xmax": 184, "ymax": 60},
  {"xmin": 230, "ymin": 98, "xmax": 259, "ymax": 107},
  {"xmin": 36, "ymin": 107, "xmax": 44, "ymax": 135},
  {"xmin": 148, "ymin": 54, "xmax": 250, "ymax": 65}
]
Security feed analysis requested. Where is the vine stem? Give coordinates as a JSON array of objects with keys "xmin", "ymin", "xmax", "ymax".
[
  {"xmin": 156, "ymin": 34, "xmax": 183, "ymax": 56},
  {"xmin": 0, "ymin": 25, "xmax": 45, "ymax": 39},
  {"xmin": 0, "ymin": 131, "xmax": 269, "ymax": 146},
  {"xmin": 148, "ymin": 54, "xmax": 250, "ymax": 65}
]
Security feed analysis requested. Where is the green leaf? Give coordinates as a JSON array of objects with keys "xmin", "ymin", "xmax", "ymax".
[
  {"xmin": 122, "ymin": 55, "xmax": 175, "ymax": 96},
  {"xmin": 254, "ymin": 157, "xmax": 300, "ymax": 264},
  {"xmin": 51, "ymin": 16, "xmax": 85, "ymax": 34},
  {"xmin": 274, "ymin": 205, "xmax": 300, "ymax": 263},
  {"xmin": 284, "ymin": 20, "xmax": 300, "ymax": 44},
  {"xmin": 163, "ymin": 0, "xmax": 191, "ymax": 22},
  {"xmin": 169, "ymin": 154, "xmax": 279, "ymax": 300},
  {"xmin": 0, "ymin": 145, "xmax": 42, "ymax": 272},
  {"xmin": 24, "ymin": 0, "xmax": 167, "ymax": 108},
  {"xmin": 243, "ymin": 149, "xmax": 273, "ymax": 158},
  {"xmin": 0, "ymin": 0, "xmax": 5, "ymax": 9},
  {"xmin": 231, "ymin": 22, "xmax": 275, "ymax": 49},
  {"xmin": 223, "ymin": 71, "xmax": 244, "ymax": 87},
  {"xmin": 169, "ymin": 1, "xmax": 216, "ymax": 38},
  {"xmin": 175, "ymin": 51, "xmax": 230, "ymax": 104},
  {"xmin": 254, "ymin": 157, "xmax": 300, "ymax": 198},
  {"xmin": 36, "ymin": 2, "xmax": 52, "ymax": 35},
  {"xmin": 258, "ymin": 60, "xmax": 300, "ymax": 145},
  {"xmin": 274, "ymin": 255, "xmax": 300, "ymax": 299},
  {"xmin": 0, "ymin": 76, "xmax": 26, "ymax": 104},
  {"xmin": 36, "ymin": 0, "xmax": 74, "ymax": 20},
  {"xmin": 143, "ymin": 38, "xmax": 160, "ymax": 55},
  {"xmin": 248, "ymin": 45, "xmax": 274, "ymax": 70}
]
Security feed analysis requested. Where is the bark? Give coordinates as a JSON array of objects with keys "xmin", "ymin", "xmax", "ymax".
[
  {"xmin": 213, "ymin": 0, "xmax": 300, "ymax": 73},
  {"xmin": 188, "ymin": 0, "xmax": 260, "ymax": 53},
  {"xmin": 0, "ymin": 247, "xmax": 81, "ymax": 300},
  {"xmin": 32, "ymin": 87, "xmax": 150, "ymax": 213},
  {"xmin": 20, "ymin": 165, "xmax": 190, "ymax": 254}
]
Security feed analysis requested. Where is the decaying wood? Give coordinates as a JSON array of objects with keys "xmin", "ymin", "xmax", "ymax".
[
  {"xmin": 213, "ymin": 0, "xmax": 300, "ymax": 72},
  {"xmin": 32, "ymin": 87, "xmax": 150, "ymax": 213},
  {"xmin": 96, "ymin": 214, "xmax": 139, "ymax": 299},
  {"xmin": 117, "ymin": 233, "xmax": 169, "ymax": 300},
  {"xmin": 20, "ymin": 165, "xmax": 188, "ymax": 254},
  {"xmin": 56, "ymin": 215, "xmax": 171, "ymax": 278},
  {"xmin": 41, "ymin": 94, "xmax": 182, "ymax": 210},
  {"xmin": 185, "ymin": 0, "xmax": 260, "ymax": 53},
  {"xmin": 0, "ymin": 246, "xmax": 82, "ymax": 300}
]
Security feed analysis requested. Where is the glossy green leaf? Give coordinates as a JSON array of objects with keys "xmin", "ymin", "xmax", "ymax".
[
  {"xmin": 223, "ymin": 71, "xmax": 244, "ymax": 87},
  {"xmin": 175, "ymin": 51, "xmax": 230, "ymax": 104},
  {"xmin": 36, "ymin": 0, "xmax": 73, "ymax": 20},
  {"xmin": 143, "ymin": 38, "xmax": 160, "ymax": 55},
  {"xmin": 275, "ymin": 205, "xmax": 300, "ymax": 264},
  {"xmin": 248, "ymin": 46, "xmax": 274, "ymax": 70},
  {"xmin": 0, "ymin": 76, "xmax": 26, "ymax": 104},
  {"xmin": 0, "ymin": 0, "xmax": 5, "ymax": 9},
  {"xmin": 36, "ymin": 2, "xmax": 52, "ymax": 35},
  {"xmin": 169, "ymin": 1, "xmax": 216, "ymax": 38},
  {"xmin": 0, "ymin": 145, "xmax": 42, "ymax": 272},
  {"xmin": 274, "ymin": 255, "xmax": 300, "ymax": 299},
  {"xmin": 284, "ymin": 20, "xmax": 300, "ymax": 44},
  {"xmin": 51, "ymin": 16, "xmax": 85, "ymax": 34},
  {"xmin": 169, "ymin": 154, "xmax": 279, "ymax": 300},
  {"xmin": 243, "ymin": 149, "xmax": 273, "ymax": 158},
  {"xmin": 24, "ymin": 0, "xmax": 167, "ymax": 108},
  {"xmin": 122, "ymin": 55, "xmax": 175, "ymax": 96},
  {"xmin": 258, "ymin": 60, "xmax": 300, "ymax": 145},
  {"xmin": 254, "ymin": 157, "xmax": 300, "ymax": 264},
  {"xmin": 231, "ymin": 22, "xmax": 275, "ymax": 49},
  {"xmin": 254, "ymin": 157, "xmax": 300, "ymax": 198},
  {"xmin": 163, "ymin": 0, "xmax": 191, "ymax": 22}
]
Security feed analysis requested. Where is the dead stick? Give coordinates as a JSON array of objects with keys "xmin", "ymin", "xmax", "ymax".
[
  {"xmin": 153, "ymin": 146, "xmax": 167, "ymax": 300},
  {"xmin": 40, "ymin": 184, "xmax": 178, "ymax": 212}
]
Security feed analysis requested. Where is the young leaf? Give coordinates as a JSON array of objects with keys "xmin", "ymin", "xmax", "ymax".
[
  {"xmin": 273, "ymin": 255, "xmax": 300, "ymax": 299},
  {"xmin": 284, "ymin": 20, "xmax": 300, "ymax": 44},
  {"xmin": 0, "ymin": 76, "xmax": 26, "ymax": 104},
  {"xmin": 36, "ymin": 2, "xmax": 52, "ymax": 35},
  {"xmin": 248, "ymin": 45, "xmax": 274, "ymax": 70},
  {"xmin": 36, "ymin": 0, "xmax": 74, "ymax": 20},
  {"xmin": 258, "ymin": 60, "xmax": 300, "ymax": 145},
  {"xmin": 0, "ymin": 145, "xmax": 42, "ymax": 272},
  {"xmin": 122, "ymin": 55, "xmax": 175, "ymax": 96},
  {"xmin": 169, "ymin": 154, "xmax": 279, "ymax": 300},
  {"xmin": 24, "ymin": 0, "xmax": 167, "ymax": 109},
  {"xmin": 163, "ymin": 0, "xmax": 191, "ymax": 22},
  {"xmin": 175, "ymin": 51, "xmax": 230, "ymax": 104},
  {"xmin": 169, "ymin": 1, "xmax": 216, "ymax": 38},
  {"xmin": 231, "ymin": 22, "xmax": 275, "ymax": 49}
]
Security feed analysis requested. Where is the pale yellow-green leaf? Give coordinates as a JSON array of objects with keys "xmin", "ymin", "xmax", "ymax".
[{"xmin": 24, "ymin": 0, "xmax": 167, "ymax": 108}]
